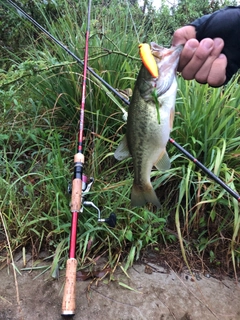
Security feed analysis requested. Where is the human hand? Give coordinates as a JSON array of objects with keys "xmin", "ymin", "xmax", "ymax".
[{"xmin": 172, "ymin": 26, "xmax": 227, "ymax": 87}]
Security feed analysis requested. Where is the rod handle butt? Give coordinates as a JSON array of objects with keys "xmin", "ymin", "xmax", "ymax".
[{"xmin": 61, "ymin": 258, "xmax": 77, "ymax": 316}]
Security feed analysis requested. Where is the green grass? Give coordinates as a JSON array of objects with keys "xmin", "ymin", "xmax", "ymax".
[
  {"xmin": 1, "ymin": 0, "xmax": 240, "ymax": 277},
  {"xmin": 167, "ymin": 77, "xmax": 240, "ymax": 275}
]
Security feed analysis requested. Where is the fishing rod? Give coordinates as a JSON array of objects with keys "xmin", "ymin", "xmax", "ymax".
[
  {"xmin": 60, "ymin": 0, "xmax": 91, "ymax": 315},
  {"xmin": 4, "ymin": 2, "xmax": 240, "ymax": 202},
  {"xmin": 169, "ymin": 138, "xmax": 240, "ymax": 201},
  {"xmin": 53, "ymin": 0, "xmax": 115, "ymax": 316}
]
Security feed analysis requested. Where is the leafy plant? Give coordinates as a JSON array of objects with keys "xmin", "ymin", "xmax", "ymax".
[{"xmin": 1, "ymin": 0, "xmax": 240, "ymax": 277}]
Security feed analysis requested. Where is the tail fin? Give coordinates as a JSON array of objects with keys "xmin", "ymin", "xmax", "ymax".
[{"xmin": 131, "ymin": 183, "xmax": 160, "ymax": 208}]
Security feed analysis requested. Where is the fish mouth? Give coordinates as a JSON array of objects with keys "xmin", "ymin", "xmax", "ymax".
[
  {"xmin": 150, "ymin": 42, "xmax": 183, "ymax": 66},
  {"xmin": 150, "ymin": 42, "xmax": 183, "ymax": 76}
]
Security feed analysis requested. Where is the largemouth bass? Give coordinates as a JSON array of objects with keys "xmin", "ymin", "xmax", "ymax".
[{"xmin": 114, "ymin": 42, "xmax": 182, "ymax": 207}]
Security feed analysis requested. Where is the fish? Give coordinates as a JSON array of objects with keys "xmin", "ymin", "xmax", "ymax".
[{"xmin": 114, "ymin": 42, "xmax": 182, "ymax": 207}]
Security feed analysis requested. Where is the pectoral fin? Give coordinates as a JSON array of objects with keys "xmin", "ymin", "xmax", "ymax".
[
  {"xmin": 114, "ymin": 135, "xmax": 131, "ymax": 160},
  {"xmin": 154, "ymin": 149, "xmax": 171, "ymax": 171}
]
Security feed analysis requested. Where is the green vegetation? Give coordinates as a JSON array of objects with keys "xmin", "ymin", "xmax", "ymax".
[{"xmin": 1, "ymin": 0, "xmax": 240, "ymax": 277}]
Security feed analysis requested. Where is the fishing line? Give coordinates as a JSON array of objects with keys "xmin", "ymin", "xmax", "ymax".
[{"xmin": 125, "ymin": 0, "xmax": 140, "ymax": 43}]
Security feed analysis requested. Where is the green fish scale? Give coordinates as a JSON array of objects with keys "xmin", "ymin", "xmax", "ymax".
[{"xmin": 127, "ymin": 87, "xmax": 161, "ymax": 188}]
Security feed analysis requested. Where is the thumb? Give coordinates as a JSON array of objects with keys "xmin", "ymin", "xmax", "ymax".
[{"xmin": 172, "ymin": 26, "xmax": 197, "ymax": 46}]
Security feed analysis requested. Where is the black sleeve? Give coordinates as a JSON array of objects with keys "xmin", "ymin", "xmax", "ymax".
[{"xmin": 190, "ymin": 6, "xmax": 240, "ymax": 83}]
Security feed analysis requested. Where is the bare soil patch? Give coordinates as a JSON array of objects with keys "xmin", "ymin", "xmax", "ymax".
[{"xmin": 0, "ymin": 250, "xmax": 240, "ymax": 320}]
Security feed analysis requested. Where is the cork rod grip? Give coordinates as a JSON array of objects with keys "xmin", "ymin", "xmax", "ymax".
[
  {"xmin": 61, "ymin": 258, "xmax": 78, "ymax": 315},
  {"xmin": 70, "ymin": 153, "xmax": 84, "ymax": 212},
  {"xmin": 70, "ymin": 178, "xmax": 83, "ymax": 212}
]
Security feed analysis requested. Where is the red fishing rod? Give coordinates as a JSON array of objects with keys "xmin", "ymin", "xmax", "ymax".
[
  {"xmin": 61, "ymin": 0, "xmax": 91, "ymax": 315},
  {"xmin": 61, "ymin": 1, "xmax": 116, "ymax": 315}
]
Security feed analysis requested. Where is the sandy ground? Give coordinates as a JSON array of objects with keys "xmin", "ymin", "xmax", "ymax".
[{"xmin": 0, "ymin": 255, "xmax": 240, "ymax": 320}]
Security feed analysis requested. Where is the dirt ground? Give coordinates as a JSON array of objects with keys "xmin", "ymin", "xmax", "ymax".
[{"xmin": 1, "ymin": 251, "xmax": 240, "ymax": 320}]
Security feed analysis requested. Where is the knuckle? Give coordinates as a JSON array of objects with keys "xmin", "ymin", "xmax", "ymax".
[
  {"xmin": 194, "ymin": 49, "xmax": 209, "ymax": 61},
  {"xmin": 195, "ymin": 73, "xmax": 207, "ymax": 84},
  {"xmin": 207, "ymin": 58, "xmax": 227, "ymax": 86},
  {"xmin": 208, "ymin": 73, "xmax": 226, "ymax": 87},
  {"xmin": 181, "ymin": 68, "xmax": 195, "ymax": 80}
]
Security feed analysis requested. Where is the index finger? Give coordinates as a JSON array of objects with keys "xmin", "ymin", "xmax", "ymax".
[{"xmin": 177, "ymin": 39, "xmax": 199, "ymax": 72}]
